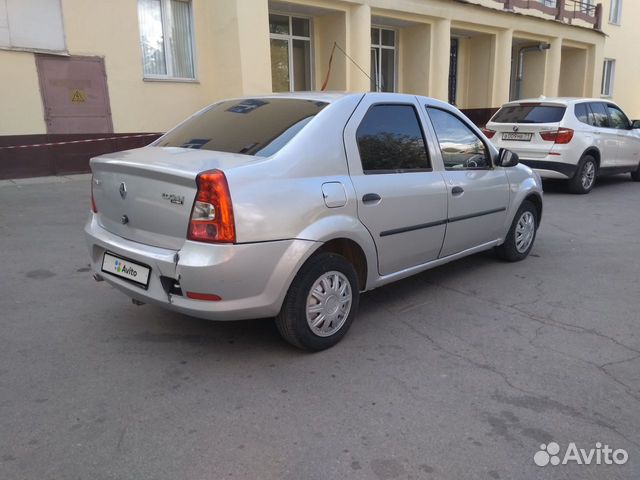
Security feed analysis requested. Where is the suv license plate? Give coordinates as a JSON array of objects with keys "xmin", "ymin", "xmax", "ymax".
[
  {"xmin": 101, "ymin": 252, "xmax": 151, "ymax": 288},
  {"xmin": 502, "ymin": 132, "xmax": 532, "ymax": 141}
]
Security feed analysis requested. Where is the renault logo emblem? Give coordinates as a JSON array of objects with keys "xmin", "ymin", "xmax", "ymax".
[{"xmin": 119, "ymin": 182, "xmax": 127, "ymax": 199}]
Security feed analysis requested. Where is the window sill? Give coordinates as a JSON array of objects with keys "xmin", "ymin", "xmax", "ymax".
[{"xmin": 143, "ymin": 77, "xmax": 199, "ymax": 84}]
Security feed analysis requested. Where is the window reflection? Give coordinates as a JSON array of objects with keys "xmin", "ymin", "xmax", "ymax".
[
  {"xmin": 427, "ymin": 108, "xmax": 489, "ymax": 170},
  {"xmin": 157, "ymin": 99, "xmax": 327, "ymax": 157},
  {"xmin": 356, "ymin": 105, "xmax": 430, "ymax": 173}
]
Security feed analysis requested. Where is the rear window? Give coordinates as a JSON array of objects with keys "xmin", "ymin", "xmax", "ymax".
[
  {"xmin": 491, "ymin": 104, "xmax": 566, "ymax": 124},
  {"xmin": 156, "ymin": 98, "xmax": 328, "ymax": 156}
]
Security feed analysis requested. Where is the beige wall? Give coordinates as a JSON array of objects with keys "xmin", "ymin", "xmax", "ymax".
[
  {"xmin": 520, "ymin": 48, "xmax": 547, "ymax": 99},
  {"xmin": 0, "ymin": 50, "xmax": 46, "ymax": 135},
  {"xmin": 559, "ymin": 47, "xmax": 588, "ymax": 97},
  {"xmin": 601, "ymin": 0, "xmax": 640, "ymax": 118},
  {"xmin": 399, "ymin": 24, "xmax": 431, "ymax": 96},
  {"xmin": 1, "ymin": 0, "xmax": 634, "ymax": 137},
  {"xmin": 458, "ymin": 35, "xmax": 494, "ymax": 108}
]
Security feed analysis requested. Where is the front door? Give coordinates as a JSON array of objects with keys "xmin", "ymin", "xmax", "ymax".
[
  {"xmin": 424, "ymin": 106, "xmax": 510, "ymax": 257},
  {"xmin": 606, "ymin": 103, "xmax": 640, "ymax": 169},
  {"xmin": 36, "ymin": 54, "xmax": 113, "ymax": 134},
  {"xmin": 344, "ymin": 95, "xmax": 448, "ymax": 276}
]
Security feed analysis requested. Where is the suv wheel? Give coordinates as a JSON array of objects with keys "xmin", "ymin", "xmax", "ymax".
[
  {"xmin": 631, "ymin": 162, "xmax": 640, "ymax": 182},
  {"xmin": 495, "ymin": 200, "xmax": 538, "ymax": 262},
  {"xmin": 275, "ymin": 252, "xmax": 359, "ymax": 351},
  {"xmin": 568, "ymin": 155, "xmax": 597, "ymax": 194}
]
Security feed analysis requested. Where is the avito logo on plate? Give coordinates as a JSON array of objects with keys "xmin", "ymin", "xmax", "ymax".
[
  {"xmin": 114, "ymin": 259, "xmax": 137, "ymax": 277},
  {"xmin": 534, "ymin": 442, "xmax": 628, "ymax": 467}
]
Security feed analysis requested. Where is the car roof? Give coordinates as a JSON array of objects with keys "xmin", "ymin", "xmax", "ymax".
[
  {"xmin": 501, "ymin": 97, "xmax": 617, "ymax": 107},
  {"xmin": 224, "ymin": 91, "xmax": 453, "ymax": 109}
]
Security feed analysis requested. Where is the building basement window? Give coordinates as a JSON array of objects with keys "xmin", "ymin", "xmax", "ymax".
[
  {"xmin": 138, "ymin": 0, "xmax": 195, "ymax": 80},
  {"xmin": 269, "ymin": 14, "xmax": 312, "ymax": 92}
]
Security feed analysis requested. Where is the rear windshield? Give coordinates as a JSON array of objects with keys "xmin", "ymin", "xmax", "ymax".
[
  {"xmin": 491, "ymin": 104, "xmax": 566, "ymax": 124},
  {"xmin": 156, "ymin": 98, "xmax": 328, "ymax": 156}
]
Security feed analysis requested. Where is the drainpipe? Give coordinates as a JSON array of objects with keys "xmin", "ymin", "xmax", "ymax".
[{"xmin": 515, "ymin": 43, "xmax": 551, "ymax": 100}]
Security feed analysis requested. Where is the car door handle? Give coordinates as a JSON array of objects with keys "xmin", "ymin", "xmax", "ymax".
[
  {"xmin": 362, "ymin": 193, "xmax": 381, "ymax": 204},
  {"xmin": 451, "ymin": 186, "xmax": 464, "ymax": 196}
]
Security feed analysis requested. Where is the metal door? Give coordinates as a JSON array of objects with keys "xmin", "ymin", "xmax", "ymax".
[{"xmin": 36, "ymin": 55, "xmax": 113, "ymax": 134}]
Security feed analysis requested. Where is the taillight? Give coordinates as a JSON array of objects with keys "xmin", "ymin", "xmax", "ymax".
[
  {"xmin": 187, "ymin": 170, "xmax": 235, "ymax": 243},
  {"xmin": 91, "ymin": 175, "xmax": 98, "ymax": 213},
  {"xmin": 481, "ymin": 128, "xmax": 496, "ymax": 139},
  {"xmin": 540, "ymin": 128, "xmax": 574, "ymax": 144}
]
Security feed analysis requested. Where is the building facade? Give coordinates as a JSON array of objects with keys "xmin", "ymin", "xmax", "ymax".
[{"xmin": 0, "ymin": 0, "xmax": 637, "ymax": 176}]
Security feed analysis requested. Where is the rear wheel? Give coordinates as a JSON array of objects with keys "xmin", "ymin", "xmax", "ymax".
[
  {"xmin": 275, "ymin": 252, "xmax": 359, "ymax": 351},
  {"xmin": 631, "ymin": 162, "xmax": 640, "ymax": 182},
  {"xmin": 495, "ymin": 200, "xmax": 538, "ymax": 262},
  {"xmin": 568, "ymin": 155, "xmax": 597, "ymax": 194}
]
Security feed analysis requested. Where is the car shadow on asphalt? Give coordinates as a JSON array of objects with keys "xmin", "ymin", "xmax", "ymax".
[
  {"xmin": 113, "ymin": 252, "xmax": 498, "ymax": 355},
  {"xmin": 541, "ymin": 173, "xmax": 631, "ymax": 194}
]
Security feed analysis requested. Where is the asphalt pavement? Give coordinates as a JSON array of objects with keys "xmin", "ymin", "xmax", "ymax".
[{"xmin": 0, "ymin": 173, "xmax": 639, "ymax": 479}]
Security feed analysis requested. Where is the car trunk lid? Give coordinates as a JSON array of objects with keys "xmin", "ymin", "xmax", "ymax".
[
  {"xmin": 486, "ymin": 102, "xmax": 567, "ymax": 159},
  {"xmin": 487, "ymin": 122, "xmax": 563, "ymax": 159},
  {"xmin": 90, "ymin": 146, "xmax": 253, "ymax": 250}
]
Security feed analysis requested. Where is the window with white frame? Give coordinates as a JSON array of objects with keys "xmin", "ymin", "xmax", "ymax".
[
  {"xmin": 601, "ymin": 59, "xmax": 615, "ymax": 97},
  {"xmin": 269, "ymin": 14, "xmax": 312, "ymax": 92},
  {"xmin": 137, "ymin": 0, "xmax": 195, "ymax": 79},
  {"xmin": 609, "ymin": 0, "xmax": 622, "ymax": 24},
  {"xmin": 540, "ymin": 0, "xmax": 556, "ymax": 7},
  {"xmin": 370, "ymin": 27, "xmax": 396, "ymax": 92}
]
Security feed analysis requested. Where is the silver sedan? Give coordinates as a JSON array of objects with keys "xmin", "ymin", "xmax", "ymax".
[{"xmin": 86, "ymin": 92, "xmax": 543, "ymax": 350}]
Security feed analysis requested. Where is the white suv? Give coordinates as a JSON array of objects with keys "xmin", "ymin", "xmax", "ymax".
[{"xmin": 485, "ymin": 98, "xmax": 640, "ymax": 193}]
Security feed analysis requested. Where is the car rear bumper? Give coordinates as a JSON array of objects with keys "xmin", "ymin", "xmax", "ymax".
[
  {"xmin": 519, "ymin": 159, "xmax": 578, "ymax": 180},
  {"xmin": 85, "ymin": 215, "xmax": 318, "ymax": 321}
]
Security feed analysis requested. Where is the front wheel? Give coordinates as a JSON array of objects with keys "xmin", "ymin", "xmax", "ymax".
[
  {"xmin": 631, "ymin": 162, "xmax": 640, "ymax": 182},
  {"xmin": 568, "ymin": 155, "xmax": 597, "ymax": 194},
  {"xmin": 275, "ymin": 252, "xmax": 359, "ymax": 351},
  {"xmin": 495, "ymin": 200, "xmax": 538, "ymax": 262}
]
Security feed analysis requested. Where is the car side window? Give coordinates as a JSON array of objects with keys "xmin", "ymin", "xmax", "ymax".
[
  {"xmin": 426, "ymin": 107, "xmax": 490, "ymax": 170},
  {"xmin": 607, "ymin": 105, "xmax": 630, "ymax": 130},
  {"xmin": 589, "ymin": 102, "xmax": 610, "ymax": 128},
  {"xmin": 356, "ymin": 104, "xmax": 431, "ymax": 173},
  {"xmin": 575, "ymin": 103, "xmax": 592, "ymax": 126}
]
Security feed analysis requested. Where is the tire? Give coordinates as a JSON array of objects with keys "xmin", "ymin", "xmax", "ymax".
[
  {"xmin": 275, "ymin": 252, "xmax": 360, "ymax": 351},
  {"xmin": 495, "ymin": 200, "xmax": 538, "ymax": 262},
  {"xmin": 631, "ymin": 162, "xmax": 640, "ymax": 182},
  {"xmin": 568, "ymin": 155, "xmax": 597, "ymax": 194}
]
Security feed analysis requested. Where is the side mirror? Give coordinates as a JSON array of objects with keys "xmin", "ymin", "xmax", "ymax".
[
  {"xmin": 631, "ymin": 120, "xmax": 640, "ymax": 129},
  {"xmin": 496, "ymin": 148, "xmax": 519, "ymax": 168}
]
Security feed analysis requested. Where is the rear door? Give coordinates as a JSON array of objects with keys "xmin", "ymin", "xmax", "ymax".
[
  {"xmin": 588, "ymin": 102, "xmax": 618, "ymax": 168},
  {"xmin": 425, "ymin": 105, "xmax": 509, "ymax": 257},
  {"xmin": 344, "ymin": 95, "xmax": 448, "ymax": 276}
]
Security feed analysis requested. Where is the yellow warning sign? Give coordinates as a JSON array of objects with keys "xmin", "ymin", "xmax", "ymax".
[{"xmin": 70, "ymin": 89, "xmax": 86, "ymax": 103}]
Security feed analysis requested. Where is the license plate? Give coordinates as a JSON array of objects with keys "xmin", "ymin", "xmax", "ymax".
[
  {"xmin": 502, "ymin": 132, "xmax": 532, "ymax": 141},
  {"xmin": 101, "ymin": 252, "xmax": 151, "ymax": 288}
]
